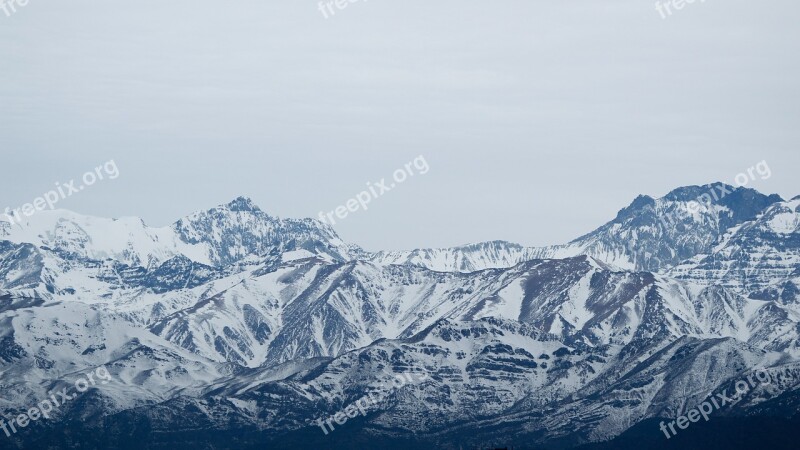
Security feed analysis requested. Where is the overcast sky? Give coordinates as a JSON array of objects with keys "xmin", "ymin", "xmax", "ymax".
[{"xmin": 1, "ymin": 0, "xmax": 798, "ymax": 251}]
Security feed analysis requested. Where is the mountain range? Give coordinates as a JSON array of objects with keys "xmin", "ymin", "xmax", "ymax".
[{"xmin": 0, "ymin": 183, "xmax": 798, "ymax": 449}]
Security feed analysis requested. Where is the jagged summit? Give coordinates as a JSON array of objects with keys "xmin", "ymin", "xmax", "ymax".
[
  {"xmin": 614, "ymin": 194, "xmax": 655, "ymax": 221},
  {"xmin": 223, "ymin": 195, "xmax": 261, "ymax": 212},
  {"xmin": 662, "ymin": 182, "xmax": 734, "ymax": 202}
]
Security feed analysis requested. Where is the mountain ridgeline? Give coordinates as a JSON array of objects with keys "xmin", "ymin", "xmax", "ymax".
[{"xmin": 0, "ymin": 183, "xmax": 798, "ymax": 449}]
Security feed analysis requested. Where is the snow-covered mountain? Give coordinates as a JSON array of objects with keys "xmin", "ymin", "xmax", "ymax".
[
  {"xmin": 0, "ymin": 196, "xmax": 359, "ymax": 269},
  {"xmin": 0, "ymin": 185, "xmax": 798, "ymax": 449},
  {"xmin": 534, "ymin": 184, "xmax": 784, "ymax": 272},
  {"xmin": 369, "ymin": 184, "xmax": 784, "ymax": 275}
]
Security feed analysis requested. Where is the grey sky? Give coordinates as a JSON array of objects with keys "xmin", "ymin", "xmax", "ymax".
[{"xmin": 1, "ymin": 0, "xmax": 798, "ymax": 251}]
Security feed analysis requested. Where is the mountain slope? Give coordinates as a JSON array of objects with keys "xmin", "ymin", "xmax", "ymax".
[{"xmin": 670, "ymin": 197, "xmax": 800, "ymax": 293}]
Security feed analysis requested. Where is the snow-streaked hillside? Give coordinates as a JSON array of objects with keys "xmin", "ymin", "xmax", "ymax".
[{"xmin": 671, "ymin": 197, "xmax": 800, "ymax": 293}]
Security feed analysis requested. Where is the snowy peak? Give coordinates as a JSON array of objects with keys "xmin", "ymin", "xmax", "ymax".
[
  {"xmin": 0, "ymin": 196, "xmax": 357, "ymax": 272},
  {"xmin": 551, "ymin": 183, "xmax": 785, "ymax": 271},
  {"xmin": 171, "ymin": 195, "xmax": 357, "ymax": 267},
  {"xmin": 223, "ymin": 196, "xmax": 261, "ymax": 212},
  {"xmin": 0, "ymin": 209, "xmax": 185, "ymax": 268},
  {"xmin": 613, "ymin": 194, "xmax": 656, "ymax": 221}
]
